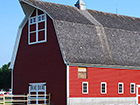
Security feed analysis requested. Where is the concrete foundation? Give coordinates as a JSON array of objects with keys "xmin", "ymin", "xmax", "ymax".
[{"xmin": 68, "ymin": 97, "xmax": 136, "ymax": 105}]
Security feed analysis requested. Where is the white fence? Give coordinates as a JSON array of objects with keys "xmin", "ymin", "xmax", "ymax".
[{"xmin": 0, "ymin": 94, "xmax": 51, "ymax": 105}]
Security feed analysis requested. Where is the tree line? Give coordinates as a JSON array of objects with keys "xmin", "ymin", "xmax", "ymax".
[{"xmin": 0, "ymin": 62, "xmax": 11, "ymax": 91}]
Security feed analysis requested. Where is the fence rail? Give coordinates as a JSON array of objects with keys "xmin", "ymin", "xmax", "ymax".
[{"xmin": 0, "ymin": 94, "xmax": 51, "ymax": 105}]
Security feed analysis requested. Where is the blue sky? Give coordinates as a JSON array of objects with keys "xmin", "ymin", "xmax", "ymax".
[{"xmin": 0, "ymin": 0, "xmax": 140, "ymax": 67}]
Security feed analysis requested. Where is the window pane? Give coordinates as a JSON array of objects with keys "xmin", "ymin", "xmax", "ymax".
[
  {"xmin": 34, "ymin": 86, "xmax": 36, "ymax": 90},
  {"xmin": 101, "ymin": 83, "xmax": 106, "ymax": 93},
  {"xmin": 83, "ymin": 83, "xmax": 87, "ymax": 86},
  {"xmin": 119, "ymin": 83, "xmax": 123, "ymax": 93},
  {"xmin": 38, "ymin": 16, "xmax": 41, "ymax": 21},
  {"xmin": 131, "ymin": 84, "xmax": 135, "ymax": 93},
  {"xmin": 42, "ymin": 15, "xmax": 45, "ymax": 20},
  {"xmin": 83, "ymin": 89, "xmax": 87, "ymax": 92},
  {"xmin": 83, "ymin": 83, "xmax": 88, "ymax": 94},
  {"xmin": 30, "ymin": 18, "xmax": 33, "ymax": 24},
  {"xmin": 33, "ymin": 17, "xmax": 36, "ymax": 22}
]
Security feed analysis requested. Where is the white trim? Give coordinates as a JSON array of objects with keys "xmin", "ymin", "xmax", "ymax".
[
  {"xmin": 38, "ymin": 29, "xmax": 45, "ymax": 32},
  {"xmin": 68, "ymin": 63, "xmax": 140, "ymax": 70},
  {"xmin": 136, "ymin": 85, "xmax": 140, "ymax": 105},
  {"xmin": 67, "ymin": 66, "xmax": 69, "ymax": 105},
  {"xmin": 36, "ymin": 9, "xmax": 38, "ymax": 43},
  {"xmin": 82, "ymin": 82, "xmax": 88, "ymax": 94},
  {"xmin": 130, "ymin": 83, "xmax": 135, "ymax": 94},
  {"xmin": 101, "ymin": 82, "xmax": 107, "ymax": 94},
  {"xmin": 118, "ymin": 82, "xmax": 124, "ymax": 94},
  {"xmin": 29, "ymin": 82, "xmax": 46, "ymax": 85},
  {"xmin": 137, "ymin": 85, "xmax": 140, "ymax": 105}
]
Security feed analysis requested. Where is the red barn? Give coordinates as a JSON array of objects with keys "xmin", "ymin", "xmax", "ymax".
[{"xmin": 10, "ymin": 0, "xmax": 140, "ymax": 105}]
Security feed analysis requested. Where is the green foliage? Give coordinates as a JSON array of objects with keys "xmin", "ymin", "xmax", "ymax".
[{"xmin": 0, "ymin": 62, "xmax": 11, "ymax": 91}]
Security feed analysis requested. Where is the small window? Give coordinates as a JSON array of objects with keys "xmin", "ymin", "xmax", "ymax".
[
  {"xmin": 38, "ymin": 14, "xmax": 45, "ymax": 22},
  {"xmin": 82, "ymin": 82, "xmax": 88, "ymax": 94},
  {"xmin": 78, "ymin": 67, "xmax": 87, "ymax": 79},
  {"xmin": 130, "ymin": 83, "xmax": 135, "ymax": 94},
  {"xmin": 118, "ymin": 83, "xmax": 123, "ymax": 94},
  {"xmin": 101, "ymin": 82, "xmax": 107, "ymax": 94},
  {"xmin": 30, "ymin": 17, "xmax": 36, "ymax": 24}
]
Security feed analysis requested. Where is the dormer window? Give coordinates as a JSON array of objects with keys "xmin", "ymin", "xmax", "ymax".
[
  {"xmin": 38, "ymin": 15, "xmax": 45, "ymax": 22},
  {"xmin": 30, "ymin": 17, "xmax": 36, "ymax": 24},
  {"xmin": 28, "ymin": 9, "xmax": 47, "ymax": 45}
]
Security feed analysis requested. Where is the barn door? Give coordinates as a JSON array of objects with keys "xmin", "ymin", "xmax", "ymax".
[
  {"xmin": 137, "ymin": 85, "xmax": 140, "ymax": 105},
  {"xmin": 29, "ymin": 83, "xmax": 46, "ymax": 104}
]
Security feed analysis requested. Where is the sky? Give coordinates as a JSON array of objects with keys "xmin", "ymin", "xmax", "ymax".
[{"xmin": 0, "ymin": 0, "xmax": 140, "ymax": 67}]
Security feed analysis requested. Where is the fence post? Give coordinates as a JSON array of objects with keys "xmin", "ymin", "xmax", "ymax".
[
  {"xmin": 3, "ymin": 94, "xmax": 5, "ymax": 105},
  {"xmin": 49, "ymin": 93, "xmax": 51, "ymax": 105},
  {"xmin": 27, "ymin": 94, "xmax": 29, "ymax": 105}
]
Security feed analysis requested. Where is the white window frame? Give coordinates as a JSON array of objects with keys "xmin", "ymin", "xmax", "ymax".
[
  {"xmin": 130, "ymin": 83, "xmax": 135, "ymax": 94},
  {"xmin": 101, "ymin": 82, "xmax": 107, "ymax": 94},
  {"xmin": 82, "ymin": 82, "xmax": 88, "ymax": 94},
  {"xmin": 28, "ymin": 9, "xmax": 47, "ymax": 45},
  {"xmin": 118, "ymin": 82, "xmax": 124, "ymax": 94}
]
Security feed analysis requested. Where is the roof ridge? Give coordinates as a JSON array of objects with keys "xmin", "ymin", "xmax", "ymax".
[{"xmin": 87, "ymin": 9, "xmax": 140, "ymax": 20}]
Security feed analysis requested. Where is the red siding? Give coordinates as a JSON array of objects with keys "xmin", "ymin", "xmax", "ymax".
[
  {"xmin": 38, "ymin": 10, "xmax": 44, "ymax": 15},
  {"xmin": 31, "ymin": 10, "xmax": 36, "ymax": 17},
  {"xmin": 69, "ymin": 66, "xmax": 140, "ymax": 97},
  {"xmin": 13, "ymin": 12, "xmax": 67, "ymax": 105}
]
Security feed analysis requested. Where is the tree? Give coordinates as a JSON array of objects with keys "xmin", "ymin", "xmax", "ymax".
[{"xmin": 0, "ymin": 62, "xmax": 11, "ymax": 91}]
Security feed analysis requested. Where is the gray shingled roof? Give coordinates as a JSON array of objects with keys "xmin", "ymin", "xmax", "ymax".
[{"xmin": 22, "ymin": 0, "xmax": 140, "ymax": 67}]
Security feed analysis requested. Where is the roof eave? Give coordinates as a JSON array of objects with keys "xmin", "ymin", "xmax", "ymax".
[{"xmin": 68, "ymin": 63, "xmax": 140, "ymax": 70}]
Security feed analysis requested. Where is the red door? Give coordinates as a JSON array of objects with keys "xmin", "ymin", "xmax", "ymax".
[{"xmin": 137, "ymin": 85, "xmax": 140, "ymax": 105}]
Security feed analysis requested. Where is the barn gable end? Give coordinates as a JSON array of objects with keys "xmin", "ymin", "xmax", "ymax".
[{"xmin": 12, "ymin": 4, "xmax": 67, "ymax": 105}]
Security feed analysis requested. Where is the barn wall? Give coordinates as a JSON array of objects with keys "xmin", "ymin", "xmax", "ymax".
[
  {"xmin": 13, "ymin": 10, "xmax": 66, "ymax": 105},
  {"xmin": 69, "ymin": 66, "xmax": 140, "ymax": 97}
]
